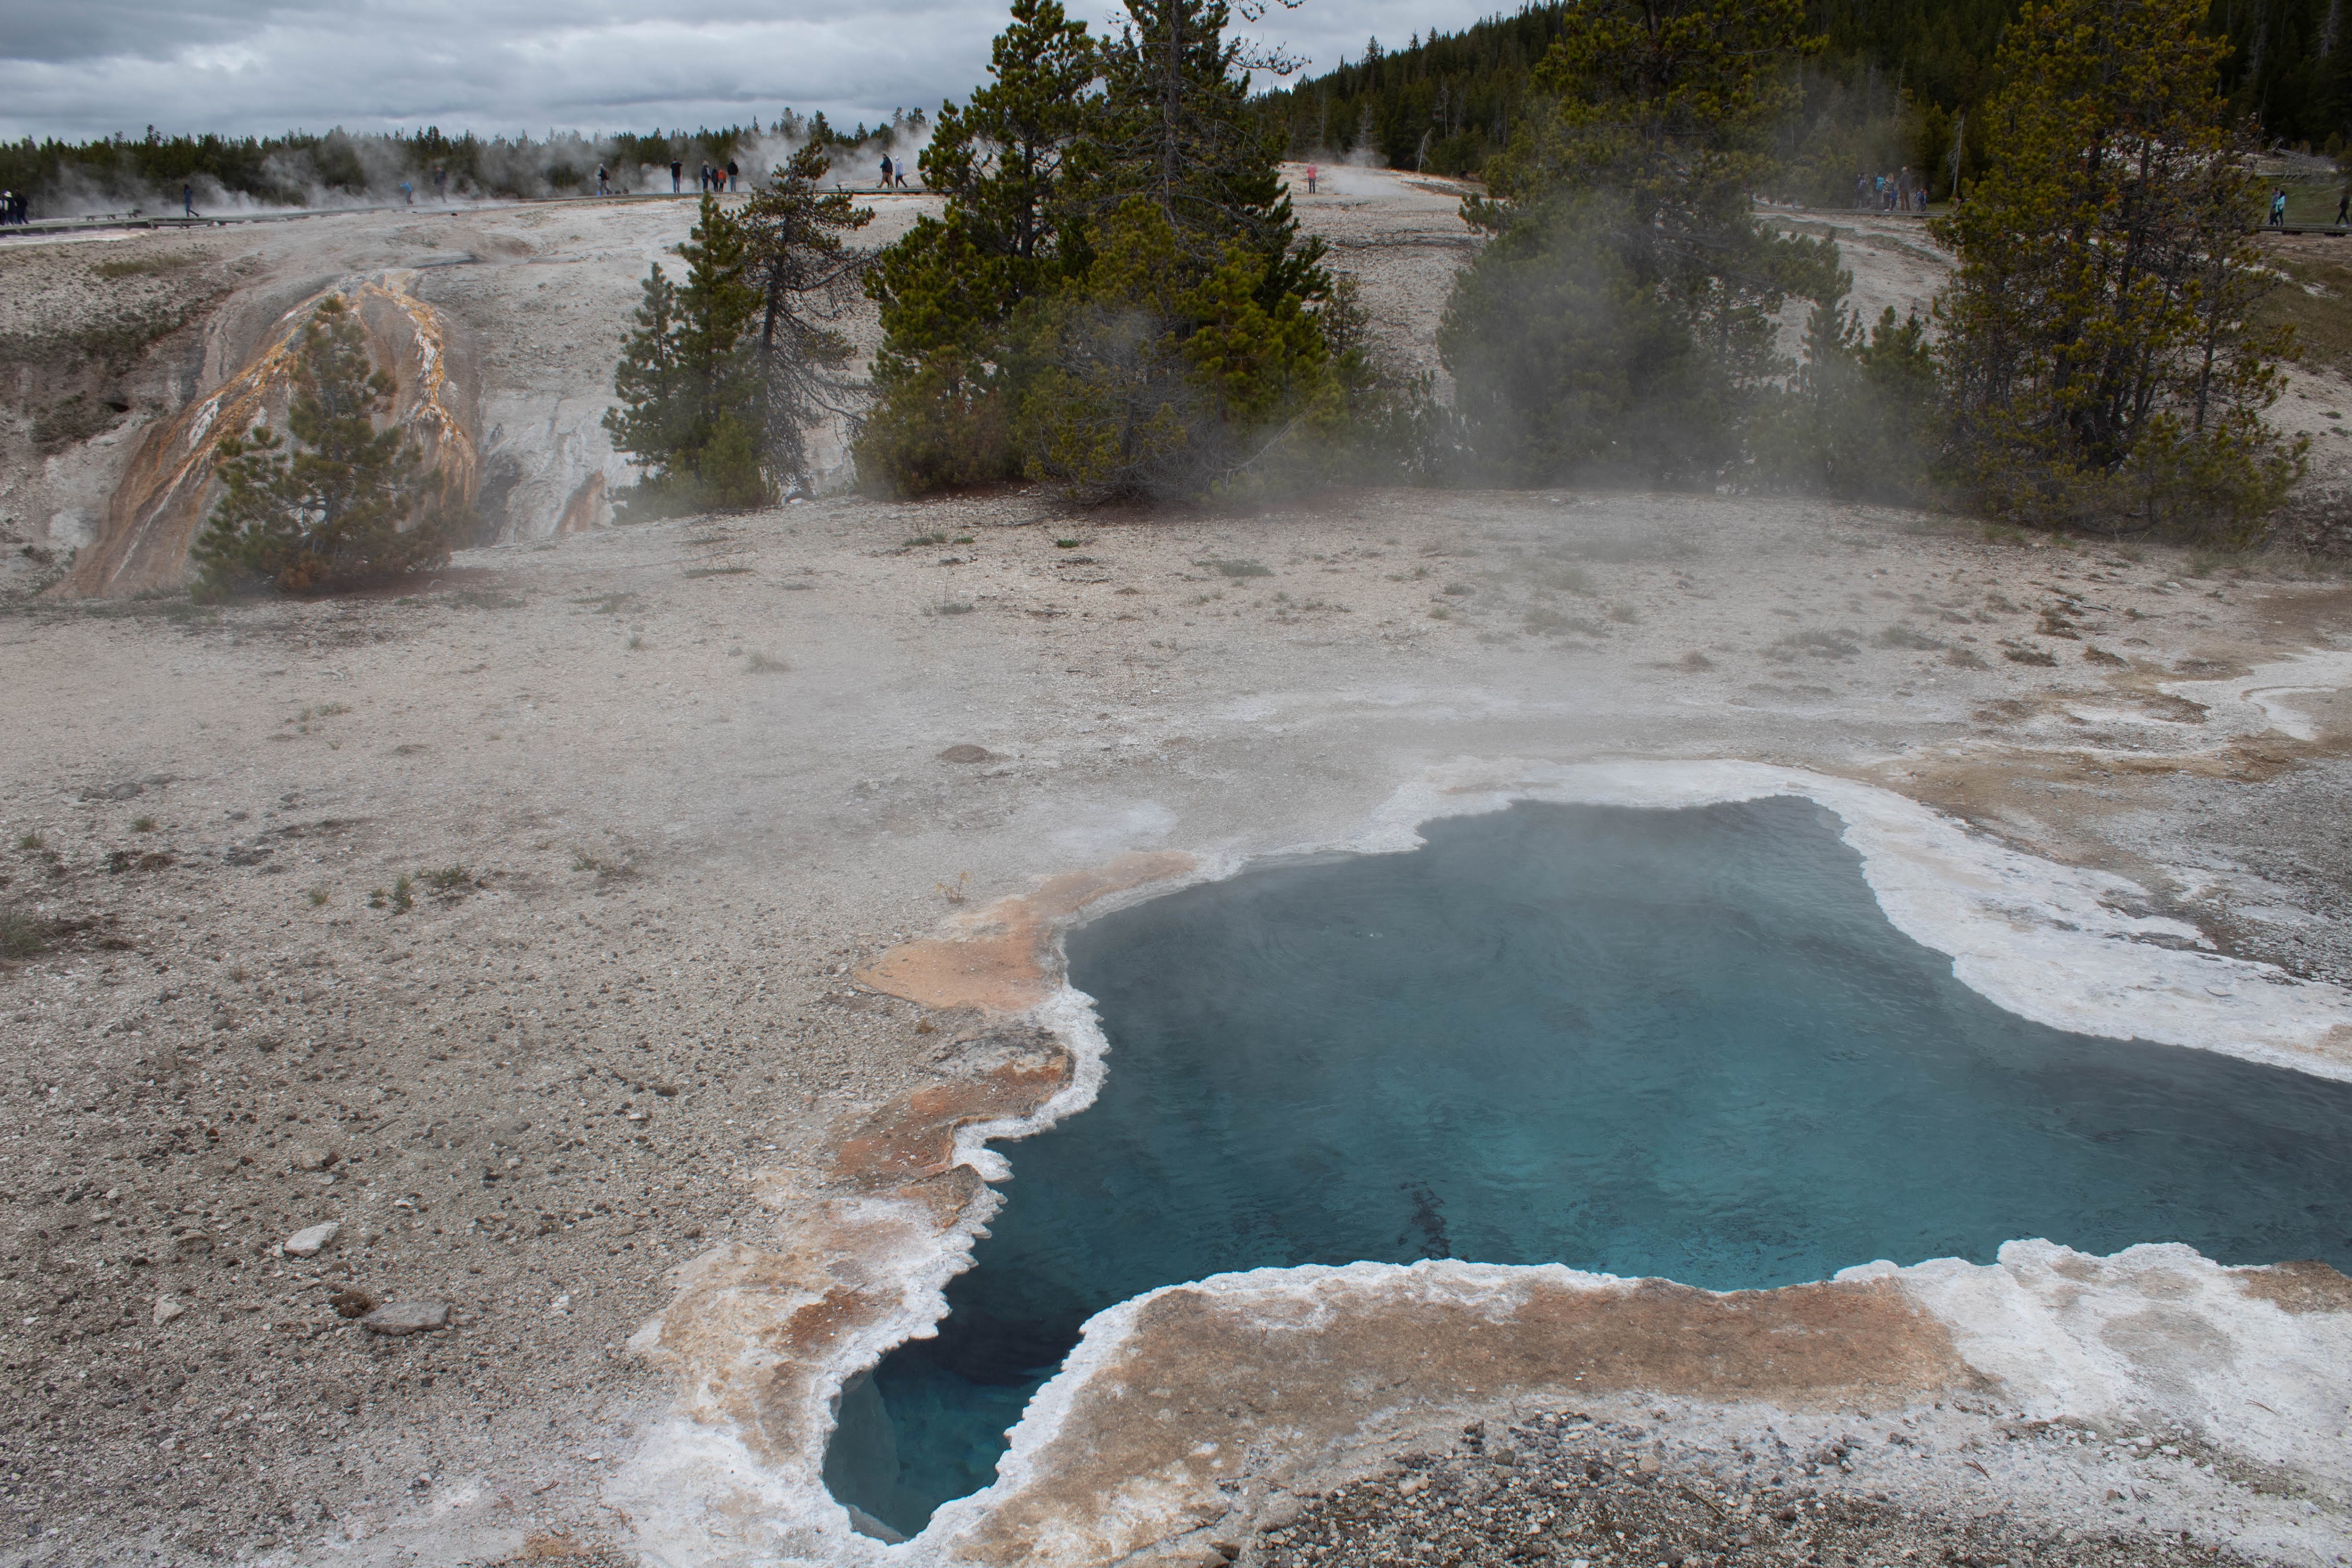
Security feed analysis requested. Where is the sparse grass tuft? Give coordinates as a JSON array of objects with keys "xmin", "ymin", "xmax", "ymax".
[
  {"xmin": 1201, "ymin": 559, "xmax": 1273, "ymax": 578},
  {"xmin": 16, "ymin": 831, "xmax": 43, "ymax": 851},
  {"xmin": 1875, "ymin": 625, "xmax": 1944, "ymax": 650},
  {"xmin": 905, "ymin": 533, "xmax": 949, "ymax": 547},
  {"xmin": 0, "ymin": 904, "xmax": 54, "ymax": 959},
  {"xmin": 1607, "ymin": 603, "xmax": 1639, "ymax": 624},
  {"xmin": 1767, "ymin": 629, "xmax": 1861, "ymax": 661},
  {"xmin": 1055, "ymin": 538, "xmax": 1082, "ymax": 549},
  {"xmin": 390, "ymin": 875, "xmax": 414, "ymax": 912},
  {"xmin": 1944, "ymin": 646, "xmax": 1989, "ymax": 669},
  {"xmin": 626, "ymin": 633, "xmax": 644, "ymax": 650},
  {"xmin": 307, "ymin": 886, "xmax": 330, "ymax": 907},
  {"xmin": 93, "ymin": 253, "xmax": 194, "ymax": 280},
  {"xmin": 744, "ymin": 651, "xmax": 788, "ymax": 673},
  {"xmin": 683, "ymin": 565, "xmax": 751, "ymax": 579},
  {"xmin": 131, "ymin": 815, "xmax": 156, "ymax": 832},
  {"xmin": 935, "ymin": 601, "xmax": 975, "ymax": 616},
  {"xmin": 1524, "ymin": 607, "xmax": 1603, "ymax": 635},
  {"xmin": 421, "ymin": 865, "xmax": 473, "ymax": 892}
]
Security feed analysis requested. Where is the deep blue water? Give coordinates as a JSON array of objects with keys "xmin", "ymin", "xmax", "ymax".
[{"xmin": 823, "ymin": 799, "xmax": 2352, "ymax": 1538}]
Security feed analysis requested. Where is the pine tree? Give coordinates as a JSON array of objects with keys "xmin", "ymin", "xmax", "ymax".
[
  {"xmin": 740, "ymin": 142, "xmax": 875, "ymax": 495},
  {"xmin": 859, "ymin": 0, "xmax": 1099, "ymax": 490},
  {"xmin": 192, "ymin": 295, "xmax": 449, "ymax": 597},
  {"xmin": 1933, "ymin": 0, "xmax": 2306, "ymax": 539},
  {"xmin": 604, "ymin": 265, "xmax": 689, "ymax": 473}
]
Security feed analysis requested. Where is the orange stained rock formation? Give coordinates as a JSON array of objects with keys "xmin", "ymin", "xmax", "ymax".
[
  {"xmin": 856, "ymin": 851, "xmax": 1196, "ymax": 1013},
  {"xmin": 638, "ymin": 1026, "xmax": 1080, "ymax": 1467},
  {"xmin": 65, "ymin": 271, "xmax": 479, "ymax": 597},
  {"xmin": 826, "ymin": 1026, "xmax": 1074, "ymax": 1193}
]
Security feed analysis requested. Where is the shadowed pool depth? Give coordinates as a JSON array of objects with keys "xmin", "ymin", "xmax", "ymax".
[{"xmin": 823, "ymin": 799, "xmax": 2352, "ymax": 1538}]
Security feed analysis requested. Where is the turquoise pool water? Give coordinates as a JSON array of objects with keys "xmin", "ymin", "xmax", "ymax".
[{"xmin": 824, "ymin": 798, "xmax": 2352, "ymax": 1537}]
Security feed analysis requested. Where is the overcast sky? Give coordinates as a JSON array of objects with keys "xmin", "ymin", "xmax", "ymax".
[{"xmin": 0, "ymin": 0, "xmax": 1498, "ymax": 144}]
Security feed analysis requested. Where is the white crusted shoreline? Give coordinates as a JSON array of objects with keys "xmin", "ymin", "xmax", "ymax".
[{"xmin": 1358, "ymin": 758, "xmax": 2352, "ymax": 1081}]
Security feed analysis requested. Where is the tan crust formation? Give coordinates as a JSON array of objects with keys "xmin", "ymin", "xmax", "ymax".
[{"xmin": 854, "ymin": 850, "xmax": 1197, "ymax": 1012}]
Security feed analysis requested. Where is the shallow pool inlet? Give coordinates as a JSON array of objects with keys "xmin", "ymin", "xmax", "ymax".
[{"xmin": 825, "ymin": 798, "xmax": 2352, "ymax": 1538}]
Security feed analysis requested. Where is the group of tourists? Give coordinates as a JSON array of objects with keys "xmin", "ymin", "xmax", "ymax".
[
  {"xmin": 1856, "ymin": 168, "xmax": 1931, "ymax": 214},
  {"xmin": 877, "ymin": 154, "xmax": 912, "ymax": 190},
  {"xmin": 2262, "ymin": 188, "xmax": 2351, "ymax": 228},
  {"xmin": 0, "ymin": 190, "xmax": 28, "ymax": 224},
  {"xmin": 663, "ymin": 159, "xmax": 741, "ymax": 194}
]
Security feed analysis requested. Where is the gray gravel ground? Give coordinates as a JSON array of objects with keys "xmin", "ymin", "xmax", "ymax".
[{"xmin": 1254, "ymin": 1416, "xmax": 2258, "ymax": 1568}]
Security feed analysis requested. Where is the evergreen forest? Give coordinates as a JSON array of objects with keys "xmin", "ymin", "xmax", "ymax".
[{"xmin": 1255, "ymin": 0, "xmax": 2352, "ymax": 192}]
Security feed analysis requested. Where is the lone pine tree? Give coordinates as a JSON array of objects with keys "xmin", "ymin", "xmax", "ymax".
[{"xmin": 193, "ymin": 295, "xmax": 450, "ymax": 597}]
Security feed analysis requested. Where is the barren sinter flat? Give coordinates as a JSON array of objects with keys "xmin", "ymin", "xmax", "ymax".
[{"xmin": 0, "ymin": 169, "xmax": 2348, "ymax": 1568}]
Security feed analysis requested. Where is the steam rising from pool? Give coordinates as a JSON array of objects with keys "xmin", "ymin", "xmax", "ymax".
[{"xmin": 825, "ymin": 798, "xmax": 2352, "ymax": 1538}]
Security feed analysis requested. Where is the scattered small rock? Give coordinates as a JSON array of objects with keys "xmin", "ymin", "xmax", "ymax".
[
  {"xmin": 288, "ymin": 1146, "xmax": 340, "ymax": 1172},
  {"xmin": 360, "ymin": 1299, "xmax": 450, "ymax": 1336},
  {"xmin": 281, "ymin": 1221, "xmax": 340, "ymax": 1257},
  {"xmin": 152, "ymin": 1295, "xmax": 186, "ymax": 1326}
]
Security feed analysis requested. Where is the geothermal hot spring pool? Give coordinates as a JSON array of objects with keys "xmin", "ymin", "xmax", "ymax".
[{"xmin": 823, "ymin": 798, "xmax": 2352, "ymax": 1538}]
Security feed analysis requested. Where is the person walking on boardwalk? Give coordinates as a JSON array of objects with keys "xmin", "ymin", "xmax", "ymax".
[
  {"xmin": 2269, "ymin": 188, "xmax": 2288, "ymax": 226},
  {"xmin": 597, "ymin": 163, "xmax": 610, "ymax": 196},
  {"xmin": 670, "ymin": 159, "xmax": 683, "ymax": 193},
  {"xmin": 182, "ymin": 183, "xmax": 197, "ymax": 218},
  {"xmin": 895, "ymin": 158, "xmax": 909, "ymax": 189},
  {"xmin": 1305, "ymin": 163, "xmax": 1318, "ymax": 194},
  {"xmin": 726, "ymin": 158, "xmax": 739, "ymax": 192},
  {"xmin": 879, "ymin": 153, "xmax": 894, "ymax": 191}
]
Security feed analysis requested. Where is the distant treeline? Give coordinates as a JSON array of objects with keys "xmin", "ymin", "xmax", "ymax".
[
  {"xmin": 0, "ymin": 110, "xmax": 927, "ymax": 218},
  {"xmin": 1254, "ymin": 7, "xmax": 1578, "ymax": 178},
  {"xmin": 1255, "ymin": 0, "xmax": 2352, "ymax": 189}
]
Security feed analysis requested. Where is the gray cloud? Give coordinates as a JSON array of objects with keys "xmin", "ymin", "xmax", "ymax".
[{"xmin": 0, "ymin": 0, "xmax": 1499, "ymax": 143}]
